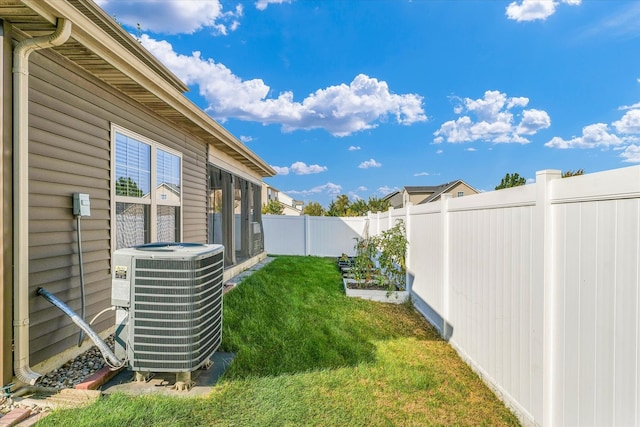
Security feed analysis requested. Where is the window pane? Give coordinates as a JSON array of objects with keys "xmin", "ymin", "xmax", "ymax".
[
  {"xmin": 115, "ymin": 133, "xmax": 150, "ymax": 197},
  {"xmin": 157, "ymin": 205, "xmax": 180, "ymax": 242},
  {"xmin": 157, "ymin": 149, "xmax": 181, "ymax": 202},
  {"xmin": 116, "ymin": 202, "xmax": 150, "ymax": 249}
]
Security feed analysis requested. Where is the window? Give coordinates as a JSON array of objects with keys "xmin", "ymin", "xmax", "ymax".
[
  {"xmin": 113, "ymin": 126, "xmax": 182, "ymax": 250},
  {"xmin": 457, "ymin": 191, "xmax": 464, "ymax": 197}
]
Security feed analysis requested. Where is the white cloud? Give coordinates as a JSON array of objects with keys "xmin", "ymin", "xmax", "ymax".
[
  {"xmin": 356, "ymin": 186, "xmax": 367, "ymax": 192},
  {"xmin": 290, "ymin": 161, "xmax": 328, "ymax": 175},
  {"xmin": 348, "ymin": 146, "xmax": 361, "ymax": 151},
  {"xmin": 97, "ymin": 0, "xmax": 242, "ymax": 35},
  {"xmin": 506, "ymin": 0, "xmax": 581, "ymax": 22},
  {"xmin": 544, "ymin": 123, "xmax": 627, "ymax": 149},
  {"xmin": 272, "ymin": 166, "xmax": 289, "ymax": 175},
  {"xmin": 620, "ymin": 145, "xmax": 640, "ymax": 162},
  {"xmin": 240, "ymin": 135, "xmax": 254, "ymax": 143},
  {"xmin": 466, "ymin": 147, "xmax": 477, "ymax": 152},
  {"xmin": 139, "ymin": 36, "xmax": 426, "ymax": 136},
  {"xmin": 506, "ymin": 0, "xmax": 556, "ymax": 21},
  {"xmin": 287, "ymin": 182, "xmax": 342, "ymax": 197},
  {"xmin": 436, "ymin": 149, "xmax": 443, "ymax": 154},
  {"xmin": 273, "ymin": 161, "xmax": 327, "ymax": 175},
  {"xmin": 378, "ymin": 186, "xmax": 400, "ymax": 195},
  {"xmin": 255, "ymin": 0, "xmax": 292, "ymax": 10},
  {"xmin": 358, "ymin": 159, "xmax": 382, "ymax": 169},
  {"xmin": 414, "ymin": 172, "xmax": 430, "ymax": 177},
  {"xmin": 434, "ymin": 90, "xmax": 550, "ymax": 144},
  {"xmin": 613, "ymin": 109, "xmax": 640, "ymax": 134},
  {"xmin": 619, "ymin": 102, "xmax": 640, "ymax": 111},
  {"xmin": 517, "ymin": 109, "xmax": 552, "ymax": 135}
]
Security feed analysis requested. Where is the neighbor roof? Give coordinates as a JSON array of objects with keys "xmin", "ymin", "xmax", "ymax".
[
  {"xmin": 421, "ymin": 180, "xmax": 477, "ymax": 203},
  {"xmin": 401, "ymin": 180, "xmax": 478, "ymax": 204},
  {"xmin": 381, "ymin": 190, "xmax": 400, "ymax": 201}
]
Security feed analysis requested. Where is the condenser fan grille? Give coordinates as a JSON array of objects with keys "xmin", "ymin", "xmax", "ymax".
[{"xmin": 129, "ymin": 250, "xmax": 224, "ymax": 371}]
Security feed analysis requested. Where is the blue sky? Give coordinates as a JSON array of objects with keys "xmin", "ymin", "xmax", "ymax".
[{"xmin": 96, "ymin": 0, "xmax": 640, "ymax": 207}]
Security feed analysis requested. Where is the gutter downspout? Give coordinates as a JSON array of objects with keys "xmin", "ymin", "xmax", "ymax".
[{"xmin": 12, "ymin": 18, "xmax": 72, "ymax": 385}]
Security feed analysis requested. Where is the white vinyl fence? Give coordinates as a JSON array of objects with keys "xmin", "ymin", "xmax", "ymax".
[
  {"xmin": 262, "ymin": 214, "xmax": 368, "ymax": 257},
  {"xmin": 262, "ymin": 166, "xmax": 640, "ymax": 427}
]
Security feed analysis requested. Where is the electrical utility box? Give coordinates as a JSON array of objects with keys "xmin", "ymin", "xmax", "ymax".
[{"xmin": 72, "ymin": 193, "xmax": 91, "ymax": 217}]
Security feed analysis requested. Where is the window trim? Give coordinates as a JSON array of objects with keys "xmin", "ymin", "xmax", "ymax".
[{"xmin": 111, "ymin": 124, "xmax": 183, "ymax": 252}]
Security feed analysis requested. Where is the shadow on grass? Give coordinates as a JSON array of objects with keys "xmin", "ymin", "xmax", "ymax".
[{"xmin": 219, "ymin": 256, "xmax": 443, "ymax": 380}]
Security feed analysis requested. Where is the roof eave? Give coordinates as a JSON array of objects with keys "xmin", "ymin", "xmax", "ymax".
[{"xmin": 20, "ymin": 0, "xmax": 276, "ymax": 178}]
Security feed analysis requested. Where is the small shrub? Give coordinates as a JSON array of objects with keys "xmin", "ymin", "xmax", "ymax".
[
  {"xmin": 351, "ymin": 219, "xmax": 408, "ymax": 290},
  {"xmin": 373, "ymin": 220, "xmax": 408, "ymax": 290},
  {"xmin": 352, "ymin": 235, "xmax": 380, "ymax": 286}
]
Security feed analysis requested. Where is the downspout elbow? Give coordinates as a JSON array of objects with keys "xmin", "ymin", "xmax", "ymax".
[
  {"xmin": 13, "ymin": 17, "xmax": 72, "ymax": 59},
  {"xmin": 12, "ymin": 18, "xmax": 72, "ymax": 386}
]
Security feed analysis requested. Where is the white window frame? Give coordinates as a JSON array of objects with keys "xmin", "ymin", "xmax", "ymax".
[
  {"xmin": 111, "ymin": 124, "xmax": 183, "ymax": 251},
  {"xmin": 457, "ymin": 191, "xmax": 464, "ymax": 197}
]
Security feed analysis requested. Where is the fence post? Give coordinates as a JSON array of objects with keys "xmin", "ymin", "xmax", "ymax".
[
  {"xmin": 441, "ymin": 193, "xmax": 452, "ymax": 340},
  {"xmin": 535, "ymin": 169, "xmax": 561, "ymax": 426},
  {"xmin": 304, "ymin": 215, "xmax": 310, "ymax": 256},
  {"xmin": 388, "ymin": 206, "xmax": 394, "ymax": 230},
  {"xmin": 405, "ymin": 203, "xmax": 412, "ymax": 294}
]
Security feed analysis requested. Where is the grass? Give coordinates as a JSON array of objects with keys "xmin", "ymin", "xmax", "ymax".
[{"xmin": 38, "ymin": 256, "xmax": 519, "ymax": 426}]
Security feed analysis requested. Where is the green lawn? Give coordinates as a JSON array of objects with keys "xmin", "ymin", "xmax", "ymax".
[{"xmin": 39, "ymin": 256, "xmax": 519, "ymax": 426}]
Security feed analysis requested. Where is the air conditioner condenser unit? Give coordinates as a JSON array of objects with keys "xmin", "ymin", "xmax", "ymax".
[{"xmin": 111, "ymin": 243, "xmax": 224, "ymax": 380}]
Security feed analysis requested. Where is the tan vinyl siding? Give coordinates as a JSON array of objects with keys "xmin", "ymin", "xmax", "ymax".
[
  {"xmin": 449, "ymin": 181, "xmax": 477, "ymax": 197},
  {"xmin": 27, "ymin": 49, "xmax": 207, "ymax": 365}
]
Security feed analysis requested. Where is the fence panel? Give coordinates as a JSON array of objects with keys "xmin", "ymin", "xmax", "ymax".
[
  {"xmin": 549, "ymin": 167, "xmax": 640, "ymax": 427},
  {"xmin": 446, "ymin": 187, "xmax": 538, "ymax": 422},
  {"xmin": 262, "ymin": 215, "xmax": 367, "ymax": 256},
  {"xmin": 262, "ymin": 215, "xmax": 306, "ymax": 255},
  {"xmin": 406, "ymin": 203, "xmax": 444, "ymax": 331},
  {"xmin": 307, "ymin": 216, "xmax": 368, "ymax": 257}
]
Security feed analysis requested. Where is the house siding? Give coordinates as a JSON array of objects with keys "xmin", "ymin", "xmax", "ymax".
[
  {"xmin": 26, "ymin": 49, "xmax": 207, "ymax": 365},
  {"xmin": 448, "ymin": 182, "xmax": 476, "ymax": 198}
]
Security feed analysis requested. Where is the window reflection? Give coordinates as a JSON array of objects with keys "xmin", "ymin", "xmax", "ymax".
[{"xmin": 115, "ymin": 134, "xmax": 150, "ymax": 197}]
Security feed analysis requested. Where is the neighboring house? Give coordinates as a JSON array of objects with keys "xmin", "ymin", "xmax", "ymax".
[
  {"xmin": 262, "ymin": 183, "xmax": 304, "ymax": 215},
  {"xmin": 0, "ymin": 1, "xmax": 275, "ymax": 386},
  {"xmin": 384, "ymin": 180, "xmax": 479, "ymax": 208},
  {"xmin": 381, "ymin": 191, "xmax": 403, "ymax": 209}
]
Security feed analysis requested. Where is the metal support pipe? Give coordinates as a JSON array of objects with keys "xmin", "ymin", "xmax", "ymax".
[
  {"xmin": 12, "ymin": 18, "xmax": 72, "ymax": 385},
  {"xmin": 37, "ymin": 288, "xmax": 122, "ymax": 368},
  {"xmin": 76, "ymin": 215, "xmax": 86, "ymax": 346}
]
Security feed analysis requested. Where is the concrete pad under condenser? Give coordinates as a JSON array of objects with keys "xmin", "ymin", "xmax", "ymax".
[{"xmin": 100, "ymin": 352, "xmax": 235, "ymax": 397}]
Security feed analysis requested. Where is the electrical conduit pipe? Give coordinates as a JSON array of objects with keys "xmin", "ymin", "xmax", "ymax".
[
  {"xmin": 37, "ymin": 288, "xmax": 121, "ymax": 368},
  {"xmin": 13, "ymin": 18, "xmax": 72, "ymax": 385}
]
